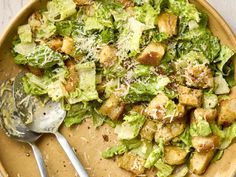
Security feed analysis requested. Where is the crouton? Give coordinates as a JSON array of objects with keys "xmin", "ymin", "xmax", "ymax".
[
  {"xmin": 178, "ymin": 86, "xmax": 203, "ymax": 107},
  {"xmin": 164, "ymin": 146, "xmax": 188, "ymax": 165},
  {"xmin": 140, "ymin": 119, "xmax": 157, "ymax": 141},
  {"xmin": 48, "ymin": 38, "xmax": 63, "ymax": 51},
  {"xmin": 137, "ymin": 43, "xmax": 165, "ymax": 66},
  {"xmin": 131, "ymin": 105, "xmax": 145, "ymax": 115},
  {"xmin": 156, "ymin": 13, "xmax": 178, "ymax": 36},
  {"xmin": 61, "ymin": 37, "xmax": 75, "ymax": 55},
  {"xmin": 145, "ymin": 93, "xmax": 169, "ymax": 120},
  {"xmin": 99, "ymin": 45, "xmax": 117, "ymax": 67},
  {"xmin": 189, "ymin": 150, "xmax": 215, "ymax": 175},
  {"xmin": 74, "ymin": 0, "xmax": 92, "ymax": 5},
  {"xmin": 155, "ymin": 120, "xmax": 186, "ymax": 144},
  {"xmin": 99, "ymin": 94, "xmax": 125, "ymax": 120},
  {"xmin": 146, "ymin": 93, "xmax": 186, "ymax": 121},
  {"xmin": 218, "ymin": 98, "xmax": 236, "ymax": 126},
  {"xmin": 192, "ymin": 135, "xmax": 220, "ymax": 152},
  {"xmin": 185, "ymin": 65, "xmax": 214, "ymax": 89},
  {"xmin": 64, "ymin": 59, "xmax": 79, "ymax": 92},
  {"xmin": 193, "ymin": 108, "xmax": 217, "ymax": 123},
  {"xmin": 117, "ymin": 153, "xmax": 145, "ymax": 175}
]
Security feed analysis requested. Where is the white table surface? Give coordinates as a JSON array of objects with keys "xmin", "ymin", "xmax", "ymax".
[{"xmin": 0, "ymin": 0, "xmax": 236, "ymax": 35}]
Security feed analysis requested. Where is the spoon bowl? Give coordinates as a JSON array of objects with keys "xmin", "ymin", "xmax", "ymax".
[
  {"xmin": 0, "ymin": 80, "xmax": 47, "ymax": 177},
  {"xmin": 14, "ymin": 72, "xmax": 89, "ymax": 177}
]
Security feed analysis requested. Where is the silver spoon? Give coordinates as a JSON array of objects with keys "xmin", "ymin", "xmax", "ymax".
[
  {"xmin": 14, "ymin": 73, "xmax": 89, "ymax": 177},
  {"xmin": 0, "ymin": 80, "xmax": 47, "ymax": 177}
]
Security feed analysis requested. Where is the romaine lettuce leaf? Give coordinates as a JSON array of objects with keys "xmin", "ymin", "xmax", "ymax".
[
  {"xmin": 131, "ymin": 141, "xmax": 153, "ymax": 159},
  {"xmin": 56, "ymin": 20, "xmax": 75, "ymax": 36},
  {"xmin": 36, "ymin": 20, "xmax": 56, "ymax": 39},
  {"xmin": 114, "ymin": 112, "xmax": 145, "ymax": 140},
  {"xmin": 155, "ymin": 159, "xmax": 175, "ymax": 177},
  {"xmin": 13, "ymin": 42, "xmax": 36, "ymax": 56},
  {"xmin": 214, "ymin": 73, "xmax": 230, "ymax": 95},
  {"xmin": 102, "ymin": 144, "xmax": 127, "ymax": 158},
  {"xmin": 46, "ymin": 0, "xmax": 77, "ymax": 21},
  {"xmin": 67, "ymin": 62, "xmax": 99, "ymax": 104},
  {"xmin": 17, "ymin": 24, "xmax": 32, "ymax": 43},
  {"xmin": 144, "ymin": 140, "xmax": 164, "ymax": 168},
  {"xmin": 123, "ymin": 76, "xmax": 170, "ymax": 103},
  {"xmin": 215, "ymin": 45, "xmax": 235, "ymax": 75},
  {"xmin": 190, "ymin": 119, "xmax": 212, "ymax": 137},
  {"xmin": 203, "ymin": 92, "xmax": 218, "ymax": 109}
]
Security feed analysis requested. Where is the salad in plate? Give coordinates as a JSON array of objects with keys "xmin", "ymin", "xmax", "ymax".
[{"xmin": 8, "ymin": 0, "xmax": 236, "ymax": 176}]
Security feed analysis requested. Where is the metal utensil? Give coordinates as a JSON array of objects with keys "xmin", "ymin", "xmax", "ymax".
[
  {"xmin": 14, "ymin": 73, "xmax": 89, "ymax": 177},
  {"xmin": 0, "ymin": 80, "xmax": 47, "ymax": 177}
]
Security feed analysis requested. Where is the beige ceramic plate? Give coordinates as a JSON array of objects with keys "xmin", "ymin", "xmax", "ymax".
[{"xmin": 0, "ymin": 0, "xmax": 236, "ymax": 177}]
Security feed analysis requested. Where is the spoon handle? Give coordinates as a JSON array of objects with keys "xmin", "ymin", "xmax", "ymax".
[
  {"xmin": 54, "ymin": 131, "xmax": 89, "ymax": 177},
  {"xmin": 29, "ymin": 143, "xmax": 48, "ymax": 177}
]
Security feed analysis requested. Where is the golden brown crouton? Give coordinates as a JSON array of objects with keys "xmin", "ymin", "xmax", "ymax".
[
  {"xmin": 61, "ymin": 37, "xmax": 75, "ymax": 55},
  {"xmin": 164, "ymin": 146, "xmax": 188, "ymax": 165},
  {"xmin": 48, "ymin": 38, "xmax": 63, "ymax": 51},
  {"xmin": 28, "ymin": 12, "xmax": 42, "ymax": 32},
  {"xmin": 140, "ymin": 119, "xmax": 157, "ymax": 141},
  {"xmin": 189, "ymin": 150, "xmax": 215, "ymax": 175},
  {"xmin": 185, "ymin": 65, "xmax": 214, "ymax": 89},
  {"xmin": 117, "ymin": 153, "xmax": 145, "ymax": 175},
  {"xmin": 117, "ymin": 0, "xmax": 134, "ymax": 8},
  {"xmin": 137, "ymin": 43, "xmax": 165, "ymax": 66},
  {"xmin": 193, "ymin": 108, "xmax": 217, "ymax": 123},
  {"xmin": 131, "ymin": 105, "xmax": 145, "ymax": 115},
  {"xmin": 192, "ymin": 135, "xmax": 219, "ymax": 153},
  {"xmin": 99, "ymin": 45, "xmax": 117, "ymax": 67},
  {"xmin": 156, "ymin": 13, "xmax": 178, "ymax": 36},
  {"xmin": 178, "ymin": 86, "xmax": 203, "ymax": 108},
  {"xmin": 218, "ymin": 98, "xmax": 236, "ymax": 126},
  {"xmin": 146, "ymin": 93, "xmax": 186, "ymax": 121},
  {"xmin": 99, "ymin": 94, "xmax": 125, "ymax": 120},
  {"xmin": 145, "ymin": 93, "xmax": 169, "ymax": 120},
  {"xmin": 64, "ymin": 59, "xmax": 79, "ymax": 92},
  {"xmin": 155, "ymin": 120, "xmax": 186, "ymax": 144}
]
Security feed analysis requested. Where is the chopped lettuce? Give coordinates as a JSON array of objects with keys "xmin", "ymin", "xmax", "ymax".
[
  {"xmin": 214, "ymin": 73, "xmax": 230, "ymax": 95},
  {"xmin": 144, "ymin": 140, "xmax": 164, "ymax": 168},
  {"xmin": 155, "ymin": 159, "xmax": 175, "ymax": 177},
  {"xmin": 215, "ymin": 45, "xmax": 235, "ymax": 75},
  {"xmin": 18, "ymin": 24, "xmax": 32, "ymax": 43},
  {"xmin": 46, "ymin": 0, "xmax": 77, "ymax": 21},
  {"xmin": 203, "ymin": 92, "xmax": 218, "ymax": 109},
  {"xmin": 190, "ymin": 119, "xmax": 212, "ymax": 137},
  {"xmin": 123, "ymin": 76, "xmax": 170, "ymax": 103},
  {"xmin": 56, "ymin": 20, "xmax": 75, "ymax": 36},
  {"xmin": 36, "ymin": 21, "xmax": 56, "ymax": 39},
  {"xmin": 179, "ymin": 127, "xmax": 192, "ymax": 147},
  {"xmin": 115, "ymin": 112, "xmax": 145, "ymax": 140},
  {"xmin": 211, "ymin": 150, "xmax": 224, "ymax": 163},
  {"xmin": 13, "ymin": 42, "xmax": 36, "ymax": 56},
  {"xmin": 67, "ymin": 62, "xmax": 99, "ymax": 104},
  {"xmin": 131, "ymin": 141, "xmax": 153, "ymax": 159},
  {"xmin": 170, "ymin": 166, "xmax": 188, "ymax": 177},
  {"xmin": 102, "ymin": 138, "xmax": 142, "ymax": 158},
  {"xmin": 64, "ymin": 103, "xmax": 91, "ymax": 127}
]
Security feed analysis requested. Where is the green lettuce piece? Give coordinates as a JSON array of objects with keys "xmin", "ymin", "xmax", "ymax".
[
  {"xmin": 102, "ymin": 144, "xmax": 127, "ymax": 158},
  {"xmin": 133, "ymin": 65, "xmax": 153, "ymax": 78},
  {"xmin": 123, "ymin": 76, "xmax": 170, "ymax": 103},
  {"xmin": 26, "ymin": 44, "xmax": 66, "ymax": 68},
  {"xmin": 91, "ymin": 108, "xmax": 106, "ymax": 128},
  {"xmin": 155, "ymin": 159, "xmax": 175, "ymax": 177},
  {"xmin": 56, "ymin": 20, "xmax": 75, "ymax": 36},
  {"xmin": 144, "ymin": 140, "xmax": 164, "ymax": 168},
  {"xmin": 203, "ymin": 92, "xmax": 218, "ymax": 109},
  {"xmin": 190, "ymin": 119, "xmax": 212, "ymax": 137},
  {"xmin": 17, "ymin": 24, "xmax": 32, "ymax": 43},
  {"xmin": 216, "ymin": 45, "xmax": 235, "ymax": 75},
  {"xmin": 84, "ymin": 17, "xmax": 105, "ymax": 31},
  {"xmin": 131, "ymin": 141, "xmax": 153, "ymax": 159},
  {"xmin": 46, "ymin": 0, "xmax": 77, "ymax": 21},
  {"xmin": 36, "ymin": 21, "xmax": 56, "ymax": 39},
  {"xmin": 114, "ymin": 112, "xmax": 145, "ymax": 140},
  {"xmin": 211, "ymin": 150, "xmax": 224, "ymax": 163},
  {"xmin": 179, "ymin": 127, "xmax": 192, "ymax": 147},
  {"xmin": 220, "ymin": 122, "xmax": 236, "ymax": 149},
  {"xmin": 214, "ymin": 73, "xmax": 230, "ymax": 95},
  {"xmin": 100, "ymin": 28, "xmax": 116, "ymax": 43},
  {"xmin": 47, "ymin": 80, "xmax": 68, "ymax": 101},
  {"xmin": 13, "ymin": 42, "xmax": 36, "ymax": 57},
  {"xmin": 134, "ymin": 3, "xmax": 158, "ymax": 28},
  {"xmin": 23, "ymin": 73, "xmax": 48, "ymax": 95},
  {"xmin": 64, "ymin": 103, "xmax": 91, "ymax": 127},
  {"xmin": 67, "ymin": 62, "xmax": 99, "ymax": 104},
  {"xmin": 102, "ymin": 138, "xmax": 142, "ymax": 159},
  {"xmin": 117, "ymin": 17, "xmax": 147, "ymax": 59},
  {"xmin": 170, "ymin": 166, "xmax": 188, "ymax": 177}
]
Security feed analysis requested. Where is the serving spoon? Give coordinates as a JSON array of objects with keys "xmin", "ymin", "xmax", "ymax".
[
  {"xmin": 14, "ymin": 73, "xmax": 89, "ymax": 177},
  {"xmin": 0, "ymin": 80, "xmax": 47, "ymax": 177}
]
